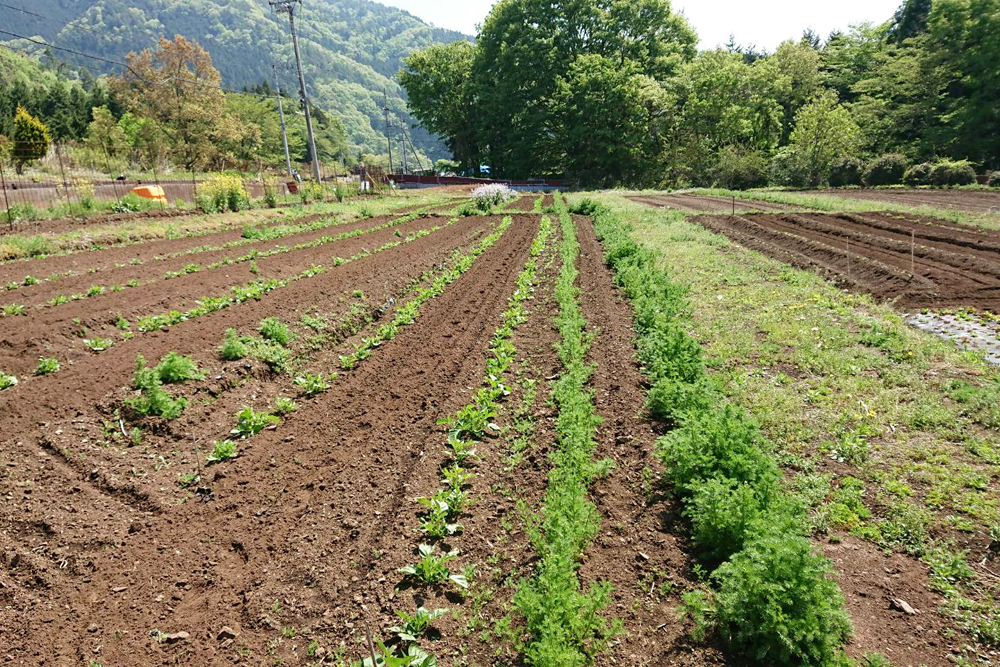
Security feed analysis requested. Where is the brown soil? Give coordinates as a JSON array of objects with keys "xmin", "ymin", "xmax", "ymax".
[
  {"xmin": 0, "ymin": 213, "xmax": 392, "ymax": 310},
  {"xmin": 572, "ymin": 214, "xmax": 725, "ymax": 665},
  {"xmin": 823, "ymin": 536, "xmax": 955, "ymax": 666},
  {"xmin": 629, "ymin": 194, "xmax": 803, "ymax": 213},
  {"xmin": 0, "ymin": 214, "xmax": 539, "ymax": 665},
  {"xmin": 0, "ymin": 209, "xmax": 331, "ymax": 287},
  {"xmin": 504, "ymin": 195, "xmax": 538, "ymax": 212},
  {"xmin": 815, "ymin": 188, "xmax": 1000, "ymax": 213},
  {"xmin": 0, "ymin": 214, "xmax": 450, "ymax": 376},
  {"xmin": 10, "ymin": 207, "xmax": 203, "ymax": 237},
  {"xmin": 691, "ymin": 211, "xmax": 1000, "ymax": 311}
]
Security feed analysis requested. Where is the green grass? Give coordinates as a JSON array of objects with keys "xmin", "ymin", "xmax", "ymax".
[{"xmin": 578, "ymin": 191, "xmax": 1000, "ymax": 654}]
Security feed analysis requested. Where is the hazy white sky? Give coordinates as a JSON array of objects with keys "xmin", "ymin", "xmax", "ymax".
[{"xmin": 379, "ymin": 0, "xmax": 903, "ymax": 51}]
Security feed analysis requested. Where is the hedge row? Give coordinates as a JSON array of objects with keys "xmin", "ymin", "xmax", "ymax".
[{"xmin": 576, "ymin": 198, "xmax": 852, "ymax": 666}]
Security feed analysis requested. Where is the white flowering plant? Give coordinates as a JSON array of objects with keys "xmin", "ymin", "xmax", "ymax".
[{"xmin": 470, "ymin": 183, "xmax": 517, "ymax": 211}]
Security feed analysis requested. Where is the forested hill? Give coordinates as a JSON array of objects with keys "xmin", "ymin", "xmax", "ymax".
[{"xmin": 1, "ymin": 0, "xmax": 470, "ymax": 160}]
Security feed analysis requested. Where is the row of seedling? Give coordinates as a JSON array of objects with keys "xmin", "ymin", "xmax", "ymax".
[
  {"xmin": 339, "ymin": 216, "xmax": 513, "ymax": 370},
  {"xmin": 382, "ymin": 215, "xmax": 552, "ymax": 665},
  {"xmin": 512, "ymin": 195, "xmax": 619, "ymax": 665},
  {"xmin": 582, "ymin": 197, "xmax": 852, "ymax": 666}
]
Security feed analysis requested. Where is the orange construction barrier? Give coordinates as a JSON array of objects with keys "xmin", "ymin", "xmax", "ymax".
[{"xmin": 132, "ymin": 185, "xmax": 168, "ymax": 204}]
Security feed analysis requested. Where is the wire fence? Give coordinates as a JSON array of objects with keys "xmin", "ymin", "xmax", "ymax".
[{"xmin": 0, "ymin": 140, "xmax": 354, "ymax": 234}]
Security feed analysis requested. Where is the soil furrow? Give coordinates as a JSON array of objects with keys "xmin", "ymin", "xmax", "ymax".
[
  {"xmin": 692, "ymin": 212, "xmax": 1000, "ymax": 311},
  {"xmin": 1, "ymin": 212, "xmax": 395, "ymax": 308},
  {"xmin": 0, "ymin": 215, "xmax": 453, "ymax": 375},
  {"xmin": 0, "ymin": 214, "xmax": 540, "ymax": 665}
]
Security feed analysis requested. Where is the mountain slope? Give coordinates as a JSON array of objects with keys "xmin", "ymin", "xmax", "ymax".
[{"xmin": 1, "ymin": 0, "xmax": 469, "ymax": 161}]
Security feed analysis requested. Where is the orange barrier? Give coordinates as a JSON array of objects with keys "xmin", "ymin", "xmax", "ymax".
[{"xmin": 132, "ymin": 185, "xmax": 168, "ymax": 203}]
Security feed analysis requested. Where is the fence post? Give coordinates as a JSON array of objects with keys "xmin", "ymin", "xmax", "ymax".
[
  {"xmin": 0, "ymin": 158, "xmax": 12, "ymax": 231},
  {"xmin": 55, "ymin": 143, "xmax": 73, "ymax": 212}
]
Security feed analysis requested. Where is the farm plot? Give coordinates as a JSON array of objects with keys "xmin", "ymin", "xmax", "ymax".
[
  {"xmin": 815, "ymin": 188, "xmax": 1000, "ymax": 213},
  {"xmin": 629, "ymin": 192, "xmax": 803, "ymax": 213},
  {"xmin": 692, "ymin": 211, "xmax": 1000, "ymax": 311},
  {"xmin": 0, "ymin": 191, "xmax": 735, "ymax": 667}
]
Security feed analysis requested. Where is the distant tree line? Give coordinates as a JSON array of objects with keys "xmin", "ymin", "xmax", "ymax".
[
  {"xmin": 399, "ymin": 0, "xmax": 1000, "ymax": 188},
  {"xmin": 0, "ymin": 36, "xmax": 351, "ymax": 176}
]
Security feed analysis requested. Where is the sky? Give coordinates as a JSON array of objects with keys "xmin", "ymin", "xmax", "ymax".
[{"xmin": 378, "ymin": 0, "xmax": 903, "ymax": 51}]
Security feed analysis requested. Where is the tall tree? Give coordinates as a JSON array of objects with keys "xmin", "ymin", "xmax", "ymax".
[
  {"xmin": 112, "ymin": 35, "xmax": 225, "ymax": 170},
  {"xmin": 888, "ymin": 0, "xmax": 932, "ymax": 43},
  {"xmin": 788, "ymin": 92, "xmax": 863, "ymax": 185},
  {"xmin": 11, "ymin": 105, "xmax": 50, "ymax": 174}
]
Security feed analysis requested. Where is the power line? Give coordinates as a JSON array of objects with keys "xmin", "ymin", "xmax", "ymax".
[{"xmin": 0, "ymin": 2, "xmax": 48, "ymax": 20}]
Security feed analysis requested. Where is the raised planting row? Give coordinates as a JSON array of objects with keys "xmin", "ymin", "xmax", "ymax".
[
  {"xmin": 0, "ymin": 206, "xmax": 439, "ymax": 319},
  {"xmin": 578, "ymin": 197, "xmax": 853, "ymax": 666},
  {"xmin": 0, "ymin": 214, "xmax": 456, "ymax": 378},
  {"xmin": 0, "ymin": 205, "xmax": 432, "ymax": 307},
  {"xmin": 371, "ymin": 215, "xmax": 555, "ymax": 665},
  {"xmin": 0, "ymin": 193, "xmax": 425, "ymax": 282},
  {"xmin": 512, "ymin": 196, "xmax": 619, "ymax": 666},
  {"xmin": 0, "ymin": 212, "xmax": 545, "ymax": 664}
]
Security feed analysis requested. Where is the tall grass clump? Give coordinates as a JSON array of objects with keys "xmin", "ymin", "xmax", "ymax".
[
  {"xmin": 577, "ymin": 197, "xmax": 851, "ymax": 666},
  {"xmin": 514, "ymin": 196, "xmax": 618, "ymax": 666}
]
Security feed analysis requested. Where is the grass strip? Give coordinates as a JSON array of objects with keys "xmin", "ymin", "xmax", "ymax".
[
  {"xmin": 512, "ymin": 196, "xmax": 618, "ymax": 667},
  {"xmin": 576, "ymin": 196, "xmax": 852, "ymax": 666}
]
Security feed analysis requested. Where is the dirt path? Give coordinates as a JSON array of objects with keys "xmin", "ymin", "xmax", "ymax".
[
  {"xmin": 692, "ymin": 212, "xmax": 1000, "ymax": 311},
  {"xmin": 0, "ymin": 215, "xmax": 540, "ymax": 665}
]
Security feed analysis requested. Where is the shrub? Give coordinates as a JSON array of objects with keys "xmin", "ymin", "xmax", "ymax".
[
  {"xmin": 687, "ymin": 477, "xmax": 779, "ymax": 566},
  {"xmin": 828, "ymin": 157, "xmax": 864, "ymax": 187},
  {"xmin": 713, "ymin": 533, "xmax": 851, "ymax": 666},
  {"xmin": 656, "ymin": 404, "xmax": 779, "ymax": 498},
  {"xmin": 863, "ymin": 153, "xmax": 907, "ymax": 187},
  {"xmin": 470, "ymin": 183, "xmax": 517, "ymax": 211},
  {"xmin": 0, "ymin": 371, "xmax": 17, "ymax": 390},
  {"xmin": 929, "ymin": 159, "xmax": 977, "ymax": 186},
  {"xmin": 206, "ymin": 439, "xmax": 238, "ymax": 463},
  {"xmin": 200, "ymin": 174, "xmax": 250, "ymax": 212},
  {"xmin": 903, "ymin": 162, "xmax": 933, "ymax": 186},
  {"xmin": 988, "ymin": 171, "xmax": 1000, "ymax": 188},
  {"xmin": 637, "ymin": 319, "xmax": 703, "ymax": 384},
  {"xmin": 258, "ymin": 317, "xmax": 292, "ymax": 346},
  {"xmin": 125, "ymin": 355, "xmax": 189, "ymax": 419},
  {"xmin": 714, "ymin": 146, "xmax": 769, "ymax": 190},
  {"xmin": 647, "ymin": 377, "xmax": 714, "ymax": 423},
  {"xmin": 111, "ymin": 193, "xmax": 145, "ymax": 213},
  {"xmin": 231, "ymin": 406, "xmax": 280, "ymax": 438},
  {"xmin": 219, "ymin": 328, "xmax": 248, "ymax": 361}
]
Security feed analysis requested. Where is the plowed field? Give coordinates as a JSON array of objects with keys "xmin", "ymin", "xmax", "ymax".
[
  {"xmin": 815, "ymin": 188, "xmax": 1000, "ymax": 213},
  {"xmin": 629, "ymin": 193, "xmax": 802, "ymax": 212},
  {"xmin": 692, "ymin": 211, "xmax": 1000, "ymax": 310}
]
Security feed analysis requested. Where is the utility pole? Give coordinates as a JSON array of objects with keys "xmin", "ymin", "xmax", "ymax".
[
  {"xmin": 271, "ymin": 0, "xmax": 321, "ymax": 183},
  {"xmin": 272, "ymin": 64, "xmax": 293, "ymax": 178},
  {"xmin": 400, "ymin": 131, "xmax": 407, "ymax": 175},
  {"xmin": 382, "ymin": 89, "xmax": 394, "ymax": 175}
]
